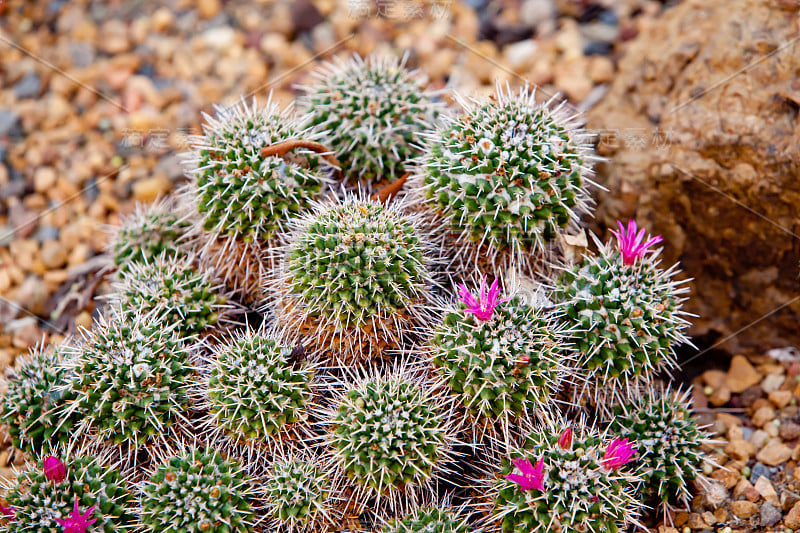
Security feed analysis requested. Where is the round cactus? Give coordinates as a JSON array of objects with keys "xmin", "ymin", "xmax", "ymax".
[
  {"xmin": 183, "ymin": 96, "xmax": 330, "ymax": 301},
  {"xmin": 608, "ymin": 387, "xmax": 711, "ymax": 512},
  {"xmin": 264, "ymin": 450, "xmax": 337, "ymax": 533},
  {"xmin": 64, "ymin": 311, "xmax": 193, "ymax": 448},
  {"xmin": 301, "ymin": 53, "xmax": 441, "ymax": 185},
  {"xmin": 201, "ymin": 328, "xmax": 316, "ymax": 453},
  {"xmin": 430, "ymin": 276, "xmax": 572, "ymax": 447},
  {"xmin": 486, "ymin": 421, "xmax": 641, "ymax": 533},
  {"xmin": 382, "ymin": 507, "xmax": 469, "ymax": 533},
  {"xmin": 2, "ymin": 452, "xmax": 134, "ymax": 532},
  {"xmin": 0, "ymin": 343, "xmax": 80, "ymax": 453},
  {"xmin": 410, "ymin": 84, "xmax": 595, "ymax": 275},
  {"xmin": 323, "ymin": 364, "xmax": 455, "ymax": 513},
  {"xmin": 108, "ymin": 253, "xmax": 227, "ymax": 338},
  {"xmin": 552, "ymin": 220, "xmax": 690, "ymax": 408},
  {"xmin": 107, "ymin": 197, "xmax": 192, "ymax": 273},
  {"xmin": 141, "ymin": 448, "xmax": 255, "ymax": 533},
  {"xmin": 275, "ymin": 195, "xmax": 436, "ymax": 363}
]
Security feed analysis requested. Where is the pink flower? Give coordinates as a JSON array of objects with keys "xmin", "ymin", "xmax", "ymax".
[
  {"xmin": 458, "ymin": 276, "xmax": 510, "ymax": 322},
  {"xmin": 610, "ymin": 219, "xmax": 663, "ymax": 265},
  {"xmin": 0, "ymin": 503, "xmax": 14, "ymax": 519},
  {"xmin": 55, "ymin": 496, "xmax": 96, "ymax": 533},
  {"xmin": 557, "ymin": 428, "xmax": 573, "ymax": 450},
  {"xmin": 602, "ymin": 437, "xmax": 637, "ymax": 470},
  {"xmin": 505, "ymin": 457, "xmax": 546, "ymax": 491},
  {"xmin": 44, "ymin": 456, "xmax": 66, "ymax": 483}
]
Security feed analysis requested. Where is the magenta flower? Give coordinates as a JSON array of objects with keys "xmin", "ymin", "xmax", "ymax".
[
  {"xmin": 0, "ymin": 503, "xmax": 14, "ymax": 519},
  {"xmin": 55, "ymin": 496, "xmax": 96, "ymax": 533},
  {"xmin": 557, "ymin": 427, "xmax": 573, "ymax": 450},
  {"xmin": 505, "ymin": 457, "xmax": 546, "ymax": 491},
  {"xmin": 44, "ymin": 456, "xmax": 66, "ymax": 483},
  {"xmin": 602, "ymin": 437, "xmax": 637, "ymax": 470},
  {"xmin": 610, "ymin": 219, "xmax": 663, "ymax": 265},
  {"xmin": 458, "ymin": 276, "xmax": 510, "ymax": 322}
]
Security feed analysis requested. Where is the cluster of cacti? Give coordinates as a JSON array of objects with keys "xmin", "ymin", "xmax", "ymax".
[
  {"xmin": 0, "ymin": 344, "xmax": 79, "ymax": 453},
  {"xmin": 1, "ymin": 453, "xmax": 134, "ymax": 532},
  {"xmin": 0, "ymin": 50, "xmax": 710, "ymax": 533},
  {"xmin": 141, "ymin": 448, "xmax": 255, "ymax": 532},
  {"xmin": 409, "ymin": 84, "xmax": 595, "ymax": 274},
  {"xmin": 301, "ymin": 53, "xmax": 441, "ymax": 185},
  {"xmin": 274, "ymin": 194, "xmax": 436, "ymax": 363},
  {"xmin": 608, "ymin": 388, "xmax": 713, "ymax": 514},
  {"xmin": 552, "ymin": 221, "xmax": 691, "ymax": 408}
]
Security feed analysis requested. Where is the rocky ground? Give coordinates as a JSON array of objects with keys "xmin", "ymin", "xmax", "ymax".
[{"xmin": 1, "ymin": 0, "xmax": 797, "ymax": 531}]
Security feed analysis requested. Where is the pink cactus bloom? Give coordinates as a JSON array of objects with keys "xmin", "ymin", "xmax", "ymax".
[
  {"xmin": 55, "ymin": 496, "xmax": 96, "ymax": 533},
  {"xmin": 44, "ymin": 456, "xmax": 67, "ymax": 483},
  {"xmin": 602, "ymin": 437, "xmax": 637, "ymax": 470},
  {"xmin": 610, "ymin": 219, "xmax": 663, "ymax": 265},
  {"xmin": 505, "ymin": 457, "xmax": 546, "ymax": 491},
  {"xmin": 458, "ymin": 276, "xmax": 511, "ymax": 322},
  {"xmin": 0, "ymin": 503, "xmax": 14, "ymax": 519},
  {"xmin": 557, "ymin": 427, "xmax": 573, "ymax": 451}
]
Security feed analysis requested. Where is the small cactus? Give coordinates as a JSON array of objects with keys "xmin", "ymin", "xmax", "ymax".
[
  {"xmin": 485, "ymin": 421, "xmax": 641, "ymax": 533},
  {"xmin": 108, "ymin": 253, "xmax": 227, "ymax": 338},
  {"xmin": 2, "ymin": 451, "xmax": 134, "ymax": 532},
  {"xmin": 553, "ymin": 220, "xmax": 691, "ymax": 408},
  {"xmin": 301, "ymin": 53, "xmax": 441, "ymax": 185},
  {"xmin": 107, "ymin": 197, "xmax": 192, "ymax": 273},
  {"xmin": 608, "ymin": 387, "xmax": 712, "ymax": 513},
  {"xmin": 429, "ymin": 276, "xmax": 572, "ymax": 447},
  {"xmin": 274, "ymin": 195, "xmax": 436, "ymax": 363},
  {"xmin": 141, "ymin": 448, "xmax": 255, "ymax": 532},
  {"xmin": 381, "ymin": 506, "xmax": 469, "ymax": 533},
  {"xmin": 63, "ymin": 311, "xmax": 193, "ymax": 448},
  {"xmin": 199, "ymin": 327, "xmax": 316, "ymax": 454},
  {"xmin": 410, "ymin": 83, "xmax": 595, "ymax": 275},
  {"xmin": 0, "ymin": 343, "xmax": 80, "ymax": 453},
  {"xmin": 322, "ymin": 364, "xmax": 456, "ymax": 514},
  {"xmin": 183, "ymin": 96, "xmax": 330, "ymax": 301},
  {"xmin": 264, "ymin": 449, "xmax": 339, "ymax": 533}
]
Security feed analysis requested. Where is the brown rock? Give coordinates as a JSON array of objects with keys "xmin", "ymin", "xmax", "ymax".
[
  {"xmin": 731, "ymin": 500, "xmax": 758, "ymax": 519},
  {"xmin": 588, "ymin": 0, "xmax": 800, "ymax": 353},
  {"xmin": 787, "ymin": 500, "xmax": 800, "ymax": 528},
  {"xmin": 754, "ymin": 475, "xmax": 778, "ymax": 503},
  {"xmin": 769, "ymin": 390, "xmax": 793, "ymax": 408},
  {"xmin": 727, "ymin": 356, "xmax": 762, "ymax": 393},
  {"xmin": 756, "ymin": 439, "xmax": 792, "ymax": 466},
  {"xmin": 40, "ymin": 240, "xmax": 67, "ymax": 270},
  {"xmin": 753, "ymin": 406, "xmax": 776, "ymax": 427},
  {"xmin": 709, "ymin": 385, "xmax": 731, "ymax": 407},
  {"xmin": 703, "ymin": 369, "xmax": 728, "ymax": 388},
  {"xmin": 716, "ymin": 412, "xmax": 742, "ymax": 431},
  {"xmin": 780, "ymin": 421, "xmax": 800, "ymax": 441},
  {"xmin": 725, "ymin": 439, "xmax": 755, "ymax": 461},
  {"xmin": 132, "ymin": 177, "xmax": 171, "ymax": 202},
  {"xmin": 733, "ymin": 478, "xmax": 755, "ymax": 498},
  {"xmin": 711, "ymin": 467, "xmax": 740, "ymax": 489}
]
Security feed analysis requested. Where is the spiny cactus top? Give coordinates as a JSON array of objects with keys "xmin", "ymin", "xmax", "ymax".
[
  {"xmin": 553, "ymin": 220, "xmax": 690, "ymax": 406},
  {"xmin": 488, "ymin": 423, "xmax": 641, "ymax": 533},
  {"xmin": 382, "ymin": 508, "xmax": 469, "ymax": 533},
  {"xmin": 0, "ymin": 343, "xmax": 79, "ymax": 453},
  {"xmin": 325, "ymin": 367, "xmax": 454, "ymax": 509},
  {"xmin": 141, "ymin": 448, "xmax": 254, "ymax": 533},
  {"xmin": 2, "ymin": 453, "xmax": 134, "ymax": 532},
  {"xmin": 186, "ymin": 96, "xmax": 328, "ymax": 244},
  {"xmin": 109, "ymin": 253, "xmax": 226, "ymax": 338},
  {"xmin": 203, "ymin": 329, "xmax": 315, "ymax": 448},
  {"xmin": 64, "ymin": 312, "xmax": 192, "ymax": 447},
  {"xmin": 302, "ymin": 53, "xmax": 440, "ymax": 185},
  {"xmin": 108, "ymin": 198, "xmax": 192, "ymax": 272},
  {"xmin": 608, "ymin": 388, "xmax": 711, "ymax": 511},
  {"xmin": 264, "ymin": 451, "xmax": 335, "ymax": 533},
  {"xmin": 412, "ymin": 83, "xmax": 595, "ymax": 272},
  {"xmin": 277, "ymin": 195, "xmax": 435, "ymax": 361},
  {"xmin": 431, "ymin": 276, "xmax": 571, "ymax": 440}
]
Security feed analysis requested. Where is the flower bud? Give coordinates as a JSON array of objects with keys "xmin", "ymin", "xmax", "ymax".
[{"xmin": 43, "ymin": 456, "xmax": 66, "ymax": 483}]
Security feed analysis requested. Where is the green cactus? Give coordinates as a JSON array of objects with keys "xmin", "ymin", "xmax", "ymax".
[
  {"xmin": 302, "ymin": 53, "xmax": 441, "ymax": 185},
  {"xmin": 108, "ymin": 197, "xmax": 192, "ymax": 272},
  {"xmin": 0, "ymin": 344, "xmax": 80, "ymax": 453},
  {"xmin": 264, "ymin": 450, "xmax": 336, "ymax": 533},
  {"xmin": 382, "ymin": 507, "xmax": 469, "ymax": 533},
  {"xmin": 277, "ymin": 195, "xmax": 435, "ymax": 362},
  {"xmin": 489, "ymin": 422, "xmax": 641, "ymax": 533},
  {"xmin": 3, "ymin": 453, "xmax": 134, "ymax": 532},
  {"xmin": 411, "ymin": 84, "xmax": 595, "ymax": 274},
  {"xmin": 608, "ymin": 388, "xmax": 711, "ymax": 512},
  {"xmin": 204, "ymin": 329, "xmax": 315, "ymax": 449},
  {"xmin": 141, "ymin": 448, "xmax": 254, "ymax": 533},
  {"xmin": 65, "ymin": 311, "xmax": 192, "ymax": 447},
  {"xmin": 109, "ymin": 253, "xmax": 226, "ymax": 338}
]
